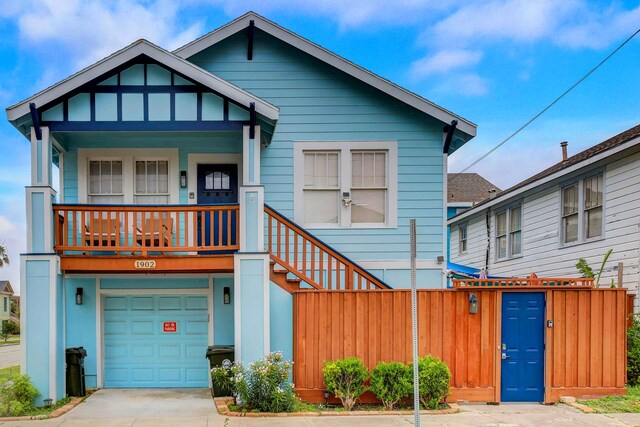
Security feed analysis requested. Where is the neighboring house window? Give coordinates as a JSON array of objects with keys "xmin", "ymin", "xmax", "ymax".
[
  {"xmin": 88, "ymin": 160, "xmax": 123, "ymax": 203},
  {"xmin": 351, "ymin": 151, "xmax": 387, "ymax": 224},
  {"xmin": 303, "ymin": 152, "xmax": 340, "ymax": 224},
  {"xmin": 561, "ymin": 173, "xmax": 603, "ymax": 244},
  {"xmin": 135, "ymin": 160, "xmax": 169, "ymax": 204},
  {"xmin": 294, "ymin": 141, "xmax": 397, "ymax": 228},
  {"xmin": 496, "ymin": 205, "xmax": 522, "ymax": 259},
  {"xmin": 459, "ymin": 225, "xmax": 468, "ymax": 254},
  {"xmin": 3, "ymin": 297, "xmax": 6, "ymax": 312}
]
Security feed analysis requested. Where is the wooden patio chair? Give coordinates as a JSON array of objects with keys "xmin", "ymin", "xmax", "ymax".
[
  {"xmin": 84, "ymin": 218, "xmax": 118, "ymax": 250},
  {"xmin": 135, "ymin": 217, "xmax": 174, "ymax": 253}
]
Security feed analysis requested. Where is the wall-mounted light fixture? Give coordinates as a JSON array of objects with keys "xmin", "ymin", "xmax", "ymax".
[
  {"xmin": 43, "ymin": 398, "xmax": 53, "ymax": 408},
  {"xmin": 75, "ymin": 288, "xmax": 83, "ymax": 305},
  {"xmin": 180, "ymin": 171, "xmax": 187, "ymax": 188},
  {"xmin": 468, "ymin": 293, "xmax": 478, "ymax": 314},
  {"xmin": 223, "ymin": 287, "xmax": 231, "ymax": 304}
]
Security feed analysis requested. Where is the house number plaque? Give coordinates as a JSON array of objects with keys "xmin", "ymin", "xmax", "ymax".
[{"xmin": 134, "ymin": 260, "xmax": 156, "ymax": 269}]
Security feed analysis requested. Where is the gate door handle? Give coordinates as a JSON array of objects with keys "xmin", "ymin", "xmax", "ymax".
[{"xmin": 501, "ymin": 353, "xmax": 510, "ymax": 360}]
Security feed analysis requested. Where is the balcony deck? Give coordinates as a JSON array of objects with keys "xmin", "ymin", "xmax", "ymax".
[{"xmin": 54, "ymin": 203, "xmax": 239, "ymax": 274}]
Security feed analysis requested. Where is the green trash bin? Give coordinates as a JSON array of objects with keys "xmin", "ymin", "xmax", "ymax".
[
  {"xmin": 205, "ymin": 345, "xmax": 234, "ymax": 397},
  {"xmin": 66, "ymin": 347, "xmax": 87, "ymax": 397}
]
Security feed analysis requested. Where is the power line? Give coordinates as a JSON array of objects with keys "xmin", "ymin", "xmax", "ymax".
[{"xmin": 450, "ymin": 26, "xmax": 640, "ymax": 180}]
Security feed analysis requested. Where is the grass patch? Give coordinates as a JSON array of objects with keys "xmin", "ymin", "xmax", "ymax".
[
  {"xmin": 22, "ymin": 397, "xmax": 72, "ymax": 417},
  {"xmin": 0, "ymin": 365, "xmax": 20, "ymax": 385},
  {"xmin": 578, "ymin": 386, "xmax": 640, "ymax": 413}
]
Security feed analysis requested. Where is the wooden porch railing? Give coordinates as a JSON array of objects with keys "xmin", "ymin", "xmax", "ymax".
[
  {"xmin": 53, "ymin": 204, "xmax": 239, "ymax": 255},
  {"xmin": 453, "ymin": 277, "xmax": 594, "ymax": 289},
  {"xmin": 264, "ymin": 205, "xmax": 390, "ymax": 291}
]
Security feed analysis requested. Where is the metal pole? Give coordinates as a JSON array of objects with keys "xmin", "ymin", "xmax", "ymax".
[{"xmin": 410, "ymin": 219, "xmax": 420, "ymax": 426}]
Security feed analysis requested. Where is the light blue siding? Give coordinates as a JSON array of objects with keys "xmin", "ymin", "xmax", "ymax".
[
  {"xmin": 214, "ymin": 278, "xmax": 234, "ymax": 345},
  {"xmin": 95, "ymin": 93, "xmax": 118, "ymax": 121},
  {"xmin": 269, "ymin": 282, "xmax": 292, "ymax": 361},
  {"xmin": 65, "ymin": 278, "xmax": 98, "ymax": 389},
  {"xmin": 100, "ymin": 277, "xmax": 209, "ymax": 289},
  {"xmin": 202, "ymin": 93, "xmax": 224, "ymax": 120},
  {"xmin": 25, "ymin": 260, "xmax": 50, "ymax": 405},
  {"xmin": 188, "ymin": 29, "xmax": 446, "ymax": 264},
  {"xmin": 122, "ymin": 93, "xmax": 144, "ymax": 121},
  {"xmin": 120, "ymin": 64, "xmax": 144, "ymax": 85},
  {"xmin": 148, "ymin": 93, "xmax": 171, "ymax": 121},
  {"xmin": 238, "ymin": 258, "xmax": 265, "ymax": 364},
  {"xmin": 68, "ymin": 93, "xmax": 90, "ymax": 121},
  {"xmin": 384, "ymin": 269, "xmax": 442, "ymax": 289},
  {"xmin": 175, "ymin": 93, "xmax": 198, "ymax": 121},
  {"xmin": 146, "ymin": 64, "xmax": 171, "ymax": 85}
]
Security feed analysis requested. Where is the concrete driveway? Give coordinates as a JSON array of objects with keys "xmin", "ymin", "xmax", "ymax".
[{"xmin": 1, "ymin": 389, "xmax": 640, "ymax": 426}]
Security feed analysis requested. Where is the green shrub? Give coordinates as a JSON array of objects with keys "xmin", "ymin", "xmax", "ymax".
[
  {"xmin": 369, "ymin": 361, "xmax": 412, "ymax": 410},
  {"xmin": 323, "ymin": 357, "xmax": 369, "ymax": 411},
  {"xmin": 0, "ymin": 374, "xmax": 39, "ymax": 416},
  {"xmin": 417, "ymin": 355, "xmax": 450, "ymax": 409},
  {"xmin": 211, "ymin": 352, "xmax": 297, "ymax": 413},
  {"xmin": 628, "ymin": 314, "xmax": 640, "ymax": 386}
]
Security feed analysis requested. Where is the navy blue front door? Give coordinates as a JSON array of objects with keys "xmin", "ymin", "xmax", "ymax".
[
  {"xmin": 197, "ymin": 164, "xmax": 237, "ymax": 251},
  {"xmin": 501, "ymin": 292, "xmax": 545, "ymax": 402}
]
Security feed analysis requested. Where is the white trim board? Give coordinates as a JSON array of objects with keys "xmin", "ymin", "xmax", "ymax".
[
  {"xmin": 7, "ymin": 40, "xmax": 279, "ymax": 122},
  {"xmin": 173, "ymin": 12, "xmax": 475, "ymax": 138}
]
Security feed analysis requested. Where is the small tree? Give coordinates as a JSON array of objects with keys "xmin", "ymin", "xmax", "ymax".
[
  {"xmin": 323, "ymin": 357, "xmax": 369, "ymax": 411},
  {"xmin": 0, "ymin": 374, "xmax": 39, "ymax": 416},
  {"xmin": 369, "ymin": 361, "xmax": 412, "ymax": 410},
  {"xmin": 628, "ymin": 314, "xmax": 640, "ymax": 386},
  {"xmin": 0, "ymin": 244, "xmax": 9, "ymax": 268},
  {"xmin": 0, "ymin": 322, "xmax": 9, "ymax": 343},
  {"xmin": 576, "ymin": 249, "xmax": 613, "ymax": 288}
]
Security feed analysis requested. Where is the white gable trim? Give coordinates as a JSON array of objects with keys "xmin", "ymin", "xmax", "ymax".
[
  {"xmin": 174, "ymin": 12, "xmax": 476, "ymax": 138},
  {"xmin": 6, "ymin": 40, "xmax": 279, "ymax": 122},
  {"xmin": 448, "ymin": 135, "xmax": 640, "ymax": 225}
]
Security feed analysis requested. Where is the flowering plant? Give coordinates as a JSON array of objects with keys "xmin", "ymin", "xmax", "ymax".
[{"xmin": 211, "ymin": 352, "xmax": 297, "ymax": 412}]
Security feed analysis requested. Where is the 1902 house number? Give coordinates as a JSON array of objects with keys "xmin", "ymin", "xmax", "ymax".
[{"xmin": 134, "ymin": 260, "xmax": 156, "ymax": 269}]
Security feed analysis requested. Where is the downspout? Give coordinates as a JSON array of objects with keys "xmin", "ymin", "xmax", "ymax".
[{"xmin": 442, "ymin": 120, "xmax": 457, "ymax": 288}]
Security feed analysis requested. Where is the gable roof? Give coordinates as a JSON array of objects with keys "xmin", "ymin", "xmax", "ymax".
[
  {"xmin": 174, "ymin": 11, "xmax": 476, "ymax": 139},
  {"xmin": 0, "ymin": 281, "xmax": 13, "ymax": 295},
  {"xmin": 6, "ymin": 39, "xmax": 279, "ymax": 126},
  {"xmin": 449, "ymin": 123, "xmax": 640, "ymax": 224},
  {"xmin": 448, "ymin": 173, "xmax": 500, "ymax": 204}
]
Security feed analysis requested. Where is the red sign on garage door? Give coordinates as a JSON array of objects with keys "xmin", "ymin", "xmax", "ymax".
[{"xmin": 163, "ymin": 321, "xmax": 177, "ymax": 333}]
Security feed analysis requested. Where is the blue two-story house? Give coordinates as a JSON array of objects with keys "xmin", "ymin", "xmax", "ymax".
[{"xmin": 6, "ymin": 12, "xmax": 476, "ymax": 404}]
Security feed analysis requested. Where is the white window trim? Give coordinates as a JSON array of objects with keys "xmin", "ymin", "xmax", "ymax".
[
  {"xmin": 87, "ymin": 158, "xmax": 125, "ymax": 199},
  {"xmin": 559, "ymin": 171, "xmax": 605, "ymax": 247},
  {"xmin": 458, "ymin": 223, "xmax": 468, "ymax": 255},
  {"xmin": 494, "ymin": 203, "xmax": 522, "ymax": 261},
  {"xmin": 78, "ymin": 148, "xmax": 179, "ymax": 204},
  {"xmin": 133, "ymin": 158, "xmax": 171, "ymax": 199},
  {"xmin": 293, "ymin": 140, "xmax": 398, "ymax": 229}
]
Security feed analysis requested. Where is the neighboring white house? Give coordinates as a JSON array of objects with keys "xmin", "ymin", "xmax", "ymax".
[{"xmin": 448, "ymin": 124, "xmax": 640, "ymax": 307}]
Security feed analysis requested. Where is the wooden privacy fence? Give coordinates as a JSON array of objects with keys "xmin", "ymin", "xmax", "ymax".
[{"xmin": 293, "ymin": 288, "xmax": 628, "ymax": 404}]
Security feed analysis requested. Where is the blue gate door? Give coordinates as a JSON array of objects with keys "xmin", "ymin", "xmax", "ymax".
[{"xmin": 501, "ymin": 292, "xmax": 545, "ymax": 402}]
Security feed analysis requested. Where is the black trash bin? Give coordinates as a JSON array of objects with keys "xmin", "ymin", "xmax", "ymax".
[
  {"xmin": 205, "ymin": 345, "xmax": 234, "ymax": 397},
  {"xmin": 66, "ymin": 347, "xmax": 87, "ymax": 397}
]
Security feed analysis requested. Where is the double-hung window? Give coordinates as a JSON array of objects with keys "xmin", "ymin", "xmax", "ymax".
[
  {"xmin": 295, "ymin": 141, "xmax": 397, "ymax": 228},
  {"xmin": 303, "ymin": 152, "xmax": 340, "ymax": 224},
  {"xmin": 561, "ymin": 173, "xmax": 603, "ymax": 244},
  {"xmin": 496, "ymin": 205, "xmax": 522, "ymax": 260},
  {"xmin": 88, "ymin": 160, "xmax": 123, "ymax": 204},
  {"xmin": 459, "ymin": 225, "xmax": 468, "ymax": 254},
  {"xmin": 135, "ymin": 160, "xmax": 169, "ymax": 204}
]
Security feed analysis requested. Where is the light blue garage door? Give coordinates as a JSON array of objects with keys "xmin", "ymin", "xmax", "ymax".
[{"xmin": 103, "ymin": 294, "xmax": 209, "ymax": 388}]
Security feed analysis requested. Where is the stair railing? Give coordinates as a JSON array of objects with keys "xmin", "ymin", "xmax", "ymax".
[{"xmin": 264, "ymin": 204, "xmax": 391, "ymax": 291}]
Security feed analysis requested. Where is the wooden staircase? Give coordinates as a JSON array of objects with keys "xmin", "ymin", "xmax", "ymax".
[{"xmin": 265, "ymin": 205, "xmax": 391, "ymax": 293}]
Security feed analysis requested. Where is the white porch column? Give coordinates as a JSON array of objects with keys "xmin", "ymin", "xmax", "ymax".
[{"xmin": 242, "ymin": 125, "xmax": 261, "ymax": 185}]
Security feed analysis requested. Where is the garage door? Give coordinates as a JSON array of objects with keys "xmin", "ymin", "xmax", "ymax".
[{"xmin": 103, "ymin": 294, "xmax": 209, "ymax": 388}]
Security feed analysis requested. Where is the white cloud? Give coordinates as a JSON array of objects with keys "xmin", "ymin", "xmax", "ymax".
[
  {"xmin": 5, "ymin": 0, "xmax": 204, "ymax": 72},
  {"xmin": 410, "ymin": 49, "xmax": 483, "ymax": 79},
  {"xmin": 431, "ymin": 72, "xmax": 489, "ymax": 97}
]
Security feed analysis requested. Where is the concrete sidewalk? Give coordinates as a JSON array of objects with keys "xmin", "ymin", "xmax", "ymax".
[{"xmin": 1, "ymin": 389, "xmax": 640, "ymax": 426}]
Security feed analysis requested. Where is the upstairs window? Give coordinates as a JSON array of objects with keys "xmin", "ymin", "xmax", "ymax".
[
  {"xmin": 459, "ymin": 225, "xmax": 468, "ymax": 254},
  {"xmin": 135, "ymin": 160, "xmax": 169, "ymax": 204},
  {"xmin": 88, "ymin": 160, "xmax": 123, "ymax": 204},
  {"xmin": 303, "ymin": 152, "xmax": 340, "ymax": 225},
  {"xmin": 562, "ymin": 173, "xmax": 604, "ymax": 244},
  {"xmin": 351, "ymin": 151, "xmax": 387, "ymax": 224},
  {"xmin": 496, "ymin": 205, "xmax": 522, "ymax": 260}
]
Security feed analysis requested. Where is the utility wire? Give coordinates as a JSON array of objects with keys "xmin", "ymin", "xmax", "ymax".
[{"xmin": 450, "ymin": 26, "xmax": 640, "ymax": 180}]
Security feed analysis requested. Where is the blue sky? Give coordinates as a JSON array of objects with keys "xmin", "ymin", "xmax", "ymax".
[{"xmin": 1, "ymin": 1, "xmax": 639, "ymax": 292}]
